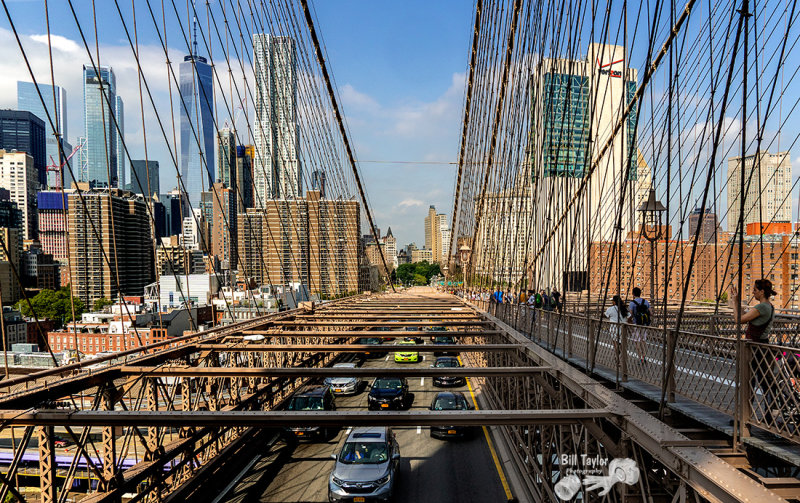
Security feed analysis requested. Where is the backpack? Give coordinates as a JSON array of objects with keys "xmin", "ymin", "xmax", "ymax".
[{"xmin": 632, "ymin": 299, "xmax": 651, "ymax": 326}]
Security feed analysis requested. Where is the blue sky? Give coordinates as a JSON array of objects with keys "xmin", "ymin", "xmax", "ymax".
[
  {"xmin": 0, "ymin": 0, "xmax": 474, "ymax": 249},
  {"xmin": 2, "ymin": 0, "xmax": 800, "ymax": 248}
]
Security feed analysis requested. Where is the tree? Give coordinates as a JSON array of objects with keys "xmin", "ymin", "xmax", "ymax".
[
  {"xmin": 412, "ymin": 273, "xmax": 428, "ymax": 286},
  {"xmin": 396, "ymin": 263, "xmax": 416, "ymax": 285},
  {"xmin": 93, "ymin": 297, "xmax": 113, "ymax": 312},
  {"xmin": 16, "ymin": 286, "xmax": 84, "ymax": 327}
]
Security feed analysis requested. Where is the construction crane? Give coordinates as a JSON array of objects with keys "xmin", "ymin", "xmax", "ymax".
[{"xmin": 46, "ymin": 139, "xmax": 84, "ymax": 190}]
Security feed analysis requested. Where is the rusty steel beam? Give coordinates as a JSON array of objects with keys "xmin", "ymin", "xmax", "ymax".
[
  {"xmin": 269, "ymin": 320, "xmax": 488, "ymax": 327},
  {"xmin": 0, "ymin": 409, "xmax": 612, "ymax": 427},
  {"xmin": 194, "ymin": 344, "xmax": 519, "ymax": 352},
  {"xmin": 238, "ymin": 330, "xmax": 502, "ymax": 336},
  {"xmin": 118, "ymin": 366, "xmax": 549, "ymax": 377}
]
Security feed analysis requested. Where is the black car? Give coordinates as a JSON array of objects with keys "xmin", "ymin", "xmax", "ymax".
[
  {"xmin": 284, "ymin": 385, "xmax": 336, "ymax": 440},
  {"xmin": 426, "ymin": 326, "xmax": 447, "ymax": 341},
  {"xmin": 404, "ymin": 326, "xmax": 423, "ymax": 344},
  {"xmin": 368, "ymin": 377, "xmax": 411, "ymax": 410},
  {"xmin": 371, "ymin": 326, "xmax": 395, "ymax": 342},
  {"xmin": 432, "ymin": 356, "xmax": 465, "ymax": 387},
  {"xmin": 356, "ymin": 337, "xmax": 384, "ymax": 359},
  {"xmin": 432, "ymin": 335, "xmax": 457, "ymax": 356},
  {"xmin": 430, "ymin": 391, "xmax": 474, "ymax": 439}
]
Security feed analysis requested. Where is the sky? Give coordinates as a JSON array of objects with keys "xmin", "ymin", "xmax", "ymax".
[
  {"xmin": 0, "ymin": 0, "xmax": 475, "ymax": 250},
  {"xmin": 2, "ymin": 1, "xmax": 800, "ymax": 249}
]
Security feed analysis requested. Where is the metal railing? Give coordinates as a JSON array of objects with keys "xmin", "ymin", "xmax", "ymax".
[{"xmin": 475, "ymin": 298, "xmax": 800, "ymax": 445}]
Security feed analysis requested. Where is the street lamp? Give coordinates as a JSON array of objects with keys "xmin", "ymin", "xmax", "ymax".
[{"xmin": 638, "ymin": 188, "xmax": 666, "ymax": 307}]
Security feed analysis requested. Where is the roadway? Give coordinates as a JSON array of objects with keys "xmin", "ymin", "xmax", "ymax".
[{"xmin": 216, "ymin": 340, "xmax": 509, "ymax": 503}]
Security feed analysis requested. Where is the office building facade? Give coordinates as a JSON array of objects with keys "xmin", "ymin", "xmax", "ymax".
[
  {"xmin": 83, "ymin": 66, "xmax": 119, "ymax": 187},
  {"xmin": 253, "ymin": 34, "xmax": 300, "ymax": 202},
  {"xmin": 17, "ymin": 82, "xmax": 72, "ymax": 188},
  {"xmin": 179, "ymin": 48, "xmax": 215, "ymax": 208},
  {"xmin": 0, "ymin": 150, "xmax": 38, "ymax": 240},
  {"xmin": 727, "ymin": 151, "xmax": 792, "ymax": 233},
  {"xmin": 0, "ymin": 110, "xmax": 46, "ymax": 186},
  {"xmin": 130, "ymin": 160, "xmax": 160, "ymax": 199}
]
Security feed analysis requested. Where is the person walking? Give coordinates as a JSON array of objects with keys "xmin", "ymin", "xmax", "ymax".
[
  {"xmin": 534, "ymin": 290, "xmax": 543, "ymax": 309},
  {"xmin": 729, "ymin": 279, "xmax": 777, "ymax": 422},
  {"xmin": 604, "ymin": 295, "xmax": 630, "ymax": 351},
  {"xmin": 628, "ymin": 287, "xmax": 651, "ymax": 364},
  {"xmin": 551, "ymin": 289, "xmax": 562, "ymax": 313},
  {"xmin": 519, "ymin": 289, "xmax": 528, "ymax": 305}
]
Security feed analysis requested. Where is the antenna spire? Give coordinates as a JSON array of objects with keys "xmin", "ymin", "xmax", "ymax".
[{"xmin": 192, "ymin": 15, "xmax": 198, "ymax": 58}]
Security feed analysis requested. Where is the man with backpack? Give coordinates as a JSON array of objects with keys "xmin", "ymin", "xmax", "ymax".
[{"xmin": 628, "ymin": 287, "xmax": 651, "ymax": 364}]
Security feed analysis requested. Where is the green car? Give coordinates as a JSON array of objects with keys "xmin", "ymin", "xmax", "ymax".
[{"xmin": 394, "ymin": 339, "xmax": 419, "ymax": 363}]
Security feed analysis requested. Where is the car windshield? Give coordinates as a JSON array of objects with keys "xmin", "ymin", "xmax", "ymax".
[
  {"xmin": 287, "ymin": 396, "xmax": 324, "ymax": 411},
  {"xmin": 432, "ymin": 396, "xmax": 468, "ymax": 410},
  {"xmin": 373, "ymin": 378, "xmax": 403, "ymax": 390},
  {"xmin": 357, "ymin": 337, "xmax": 381, "ymax": 345},
  {"xmin": 338, "ymin": 442, "xmax": 389, "ymax": 464},
  {"xmin": 435, "ymin": 359, "xmax": 459, "ymax": 368},
  {"xmin": 434, "ymin": 336, "xmax": 455, "ymax": 344}
]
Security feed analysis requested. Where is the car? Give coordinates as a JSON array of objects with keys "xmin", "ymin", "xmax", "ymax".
[
  {"xmin": 324, "ymin": 363, "xmax": 363, "ymax": 395},
  {"xmin": 284, "ymin": 385, "xmax": 336, "ymax": 440},
  {"xmin": 403, "ymin": 326, "xmax": 423, "ymax": 344},
  {"xmin": 426, "ymin": 325, "xmax": 447, "ymax": 341},
  {"xmin": 328, "ymin": 427, "xmax": 401, "ymax": 503},
  {"xmin": 367, "ymin": 377, "xmax": 411, "ymax": 410},
  {"xmin": 432, "ymin": 356, "xmax": 465, "ymax": 387},
  {"xmin": 429, "ymin": 391, "xmax": 474, "ymax": 439},
  {"xmin": 370, "ymin": 326, "xmax": 394, "ymax": 342},
  {"xmin": 53, "ymin": 436, "xmax": 71, "ymax": 448},
  {"xmin": 393, "ymin": 339, "xmax": 419, "ymax": 363},
  {"xmin": 356, "ymin": 337, "xmax": 384, "ymax": 359},
  {"xmin": 432, "ymin": 335, "xmax": 457, "ymax": 356}
]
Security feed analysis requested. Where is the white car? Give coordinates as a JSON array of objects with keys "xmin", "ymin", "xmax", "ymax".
[{"xmin": 324, "ymin": 362, "xmax": 363, "ymax": 395}]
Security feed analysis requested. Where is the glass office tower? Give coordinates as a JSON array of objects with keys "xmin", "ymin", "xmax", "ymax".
[{"xmin": 83, "ymin": 65, "xmax": 118, "ymax": 187}]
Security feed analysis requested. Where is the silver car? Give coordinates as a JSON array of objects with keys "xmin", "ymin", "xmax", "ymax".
[
  {"xmin": 324, "ymin": 363, "xmax": 362, "ymax": 395},
  {"xmin": 328, "ymin": 427, "xmax": 400, "ymax": 502}
]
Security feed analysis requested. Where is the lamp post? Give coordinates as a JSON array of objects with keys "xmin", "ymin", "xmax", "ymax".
[{"xmin": 638, "ymin": 189, "xmax": 666, "ymax": 313}]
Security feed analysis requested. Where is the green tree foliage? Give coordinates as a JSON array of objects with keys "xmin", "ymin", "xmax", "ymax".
[
  {"xmin": 395, "ymin": 261, "xmax": 441, "ymax": 286},
  {"xmin": 93, "ymin": 297, "xmax": 113, "ymax": 312},
  {"xmin": 412, "ymin": 273, "xmax": 428, "ymax": 285},
  {"xmin": 15, "ymin": 286, "xmax": 84, "ymax": 326}
]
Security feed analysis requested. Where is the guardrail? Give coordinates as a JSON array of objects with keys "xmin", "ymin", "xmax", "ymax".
[{"xmin": 474, "ymin": 299, "xmax": 800, "ymax": 445}]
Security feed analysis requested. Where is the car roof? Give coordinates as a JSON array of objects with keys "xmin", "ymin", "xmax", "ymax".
[
  {"xmin": 293, "ymin": 385, "xmax": 329, "ymax": 397},
  {"xmin": 347, "ymin": 426, "xmax": 388, "ymax": 442},
  {"xmin": 433, "ymin": 391, "xmax": 467, "ymax": 400},
  {"xmin": 435, "ymin": 356, "xmax": 458, "ymax": 362},
  {"xmin": 397, "ymin": 339, "xmax": 416, "ymax": 344},
  {"xmin": 332, "ymin": 363, "xmax": 357, "ymax": 368}
]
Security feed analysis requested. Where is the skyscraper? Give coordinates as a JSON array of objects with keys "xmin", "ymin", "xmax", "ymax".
[
  {"xmin": 17, "ymin": 81, "xmax": 72, "ymax": 188},
  {"xmin": 0, "ymin": 110, "xmax": 46, "ymax": 186},
  {"xmin": 83, "ymin": 65, "xmax": 118, "ymax": 188},
  {"xmin": 179, "ymin": 26, "xmax": 215, "ymax": 209},
  {"xmin": 727, "ymin": 151, "xmax": 792, "ymax": 233},
  {"xmin": 130, "ymin": 160, "xmax": 160, "ymax": 199},
  {"xmin": 236, "ymin": 145, "xmax": 254, "ymax": 211},
  {"xmin": 115, "ymin": 95, "xmax": 125, "ymax": 189},
  {"xmin": 0, "ymin": 150, "xmax": 38, "ymax": 240},
  {"xmin": 253, "ymin": 34, "xmax": 300, "ymax": 202},
  {"xmin": 529, "ymin": 43, "xmax": 644, "ymax": 290},
  {"xmin": 217, "ymin": 128, "xmax": 236, "ymax": 188},
  {"xmin": 424, "ymin": 205, "xmax": 448, "ymax": 264}
]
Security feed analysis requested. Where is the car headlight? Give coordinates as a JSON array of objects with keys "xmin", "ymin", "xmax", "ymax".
[
  {"xmin": 375, "ymin": 473, "xmax": 391, "ymax": 486},
  {"xmin": 332, "ymin": 476, "xmax": 344, "ymax": 486}
]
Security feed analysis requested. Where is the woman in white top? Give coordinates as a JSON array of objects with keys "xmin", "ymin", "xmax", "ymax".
[{"xmin": 604, "ymin": 295, "xmax": 630, "ymax": 345}]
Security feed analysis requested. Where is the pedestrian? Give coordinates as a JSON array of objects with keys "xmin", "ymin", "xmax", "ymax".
[
  {"xmin": 729, "ymin": 279, "xmax": 777, "ymax": 422},
  {"xmin": 604, "ymin": 295, "xmax": 630, "ymax": 350},
  {"xmin": 519, "ymin": 289, "xmax": 528, "ymax": 305},
  {"xmin": 551, "ymin": 289, "xmax": 562, "ymax": 313},
  {"xmin": 628, "ymin": 287, "xmax": 651, "ymax": 364},
  {"xmin": 542, "ymin": 290, "xmax": 553, "ymax": 311},
  {"xmin": 534, "ymin": 290, "xmax": 543, "ymax": 309}
]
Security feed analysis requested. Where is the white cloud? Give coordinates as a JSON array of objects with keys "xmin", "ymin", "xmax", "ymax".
[
  {"xmin": 30, "ymin": 34, "xmax": 81, "ymax": 54},
  {"xmin": 397, "ymin": 198, "xmax": 424, "ymax": 209}
]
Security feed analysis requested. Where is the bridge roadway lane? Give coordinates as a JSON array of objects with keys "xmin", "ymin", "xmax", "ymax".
[{"xmin": 219, "ymin": 346, "xmax": 508, "ymax": 503}]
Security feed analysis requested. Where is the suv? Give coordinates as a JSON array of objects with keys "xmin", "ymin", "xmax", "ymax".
[
  {"xmin": 432, "ymin": 356, "xmax": 465, "ymax": 387},
  {"xmin": 329, "ymin": 427, "xmax": 400, "ymax": 503},
  {"xmin": 324, "ymin": 363, "xmax": 363, "ymax": 395},
  {"xmin": 285, "ymin": 385, "xmax": 336, "ymax": 440},
  {"xmin": 429, "ymin": 391, "xmax": 474, "ymax": 439},
  {"xmin": 432, "ymin": 335, "xmax": 457, "ymax": 356},
  {"xmin": 367, "ymin": 377, "xmax": 411, "ymax": 410},
  {"xmin": 356, "ymin": 337, "xmax": 384, "ymax": 359}
]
